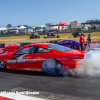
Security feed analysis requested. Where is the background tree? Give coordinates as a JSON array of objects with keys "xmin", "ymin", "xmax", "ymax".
[
  {"xmin": 17, "ymin": 25, "xmax": 21, "ymax": 28},
  {"xmin": 6, "ymin": 24, "xmax": 12, "ymax": 28},
  {"xmin": 23, "ymin": 25, "xmax": 28, "ymax": 27}
]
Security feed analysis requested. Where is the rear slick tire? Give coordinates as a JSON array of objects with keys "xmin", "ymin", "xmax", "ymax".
[{"xmin": 42, "ymin": 59, "xmax": 63, "ymax": 76}]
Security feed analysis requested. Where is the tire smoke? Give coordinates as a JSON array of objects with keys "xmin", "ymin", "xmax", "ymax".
[{"xmin": 71, "ymin": 50, "xmax": 100, "ymax": 77}]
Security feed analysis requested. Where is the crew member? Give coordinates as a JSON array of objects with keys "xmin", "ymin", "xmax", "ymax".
[{"xmin": 79, "ymin": 33, "xmax": 86, "ymax": 50}]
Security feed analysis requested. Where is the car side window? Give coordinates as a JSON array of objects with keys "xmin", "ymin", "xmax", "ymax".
[
  {"xmin": 37, "ymin": 47, "xmax": 51, "ymax": 53},
  {"xmin": 70, "ymin": 41, "xmax": 73, "ymax": 43},
  {"xmin": 15, "ymin": 46, "xmax": 36, "ymax": 55},
  {"xmin": 62, "ymin": 41, "xmax": 70, "ymax": 44},
  {"xmin": 59, "ymin": 41, "xmax": 63, "ymax": 44}
]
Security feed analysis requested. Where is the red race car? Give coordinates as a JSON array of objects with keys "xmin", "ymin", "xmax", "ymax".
[{"xmin": 0, "ymin": 43, "xmax": 85, "ymax": 76}]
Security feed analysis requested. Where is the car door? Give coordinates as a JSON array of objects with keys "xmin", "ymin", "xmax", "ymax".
[{"xmin": 31, "ymin": 46, "xmax": 52, "ymax": 72}]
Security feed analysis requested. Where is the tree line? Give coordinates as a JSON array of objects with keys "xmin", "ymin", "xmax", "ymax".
[{"xmin": 6, "ymin": 24, "xmax": 29, "ymax": 28}]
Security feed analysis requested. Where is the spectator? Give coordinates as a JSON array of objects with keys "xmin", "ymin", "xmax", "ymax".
[
  {"xmin": 87, "ymin": 34, "xmax": 92, "ymax": 51},
  {"xmin": 79, "ymin": 33, "xmax": 86, "ymax": 50}
]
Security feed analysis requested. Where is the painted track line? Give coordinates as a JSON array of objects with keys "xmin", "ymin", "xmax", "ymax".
[{"xmin": 0, "ymin": 93, "xmax": 46, "ymax": 100}]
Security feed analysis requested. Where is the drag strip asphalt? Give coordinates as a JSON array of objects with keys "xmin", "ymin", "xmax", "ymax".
[{"xmin": 0, "ymin": 69, "xmax": 100, "ymax": 100}]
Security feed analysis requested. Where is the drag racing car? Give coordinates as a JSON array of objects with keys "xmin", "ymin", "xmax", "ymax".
[
  {"xmin": 50, "ymin": 40, "xmax": 86, "ymax": 50},
  {"xmin": 0, "ymin": 43, "xmax": 85, "ymax": 76},
  {"xmin": 44, "ymin": 30, "xmax": 60, "ymax": 38},
  {"xmin": 57, "ymin": 40, "xmax": 81, "ymax": 50}
]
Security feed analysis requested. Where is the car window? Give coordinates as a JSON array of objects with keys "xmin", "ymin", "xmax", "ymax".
[
  {"xmin": 15, "ymin": 46, "xmax": 36, "ymax": 55},
  {"xmin": 48, "ymin": 44, "xmax": 72, "ymax": 52},
  {"xmin": 70, "ymin": 41, "xmax": 73, "ymax": 43},
  {"xmin": 59, "ymin": 41, "xmax": 70, "ymax": 44},
  {"xmin": 37, "ymin": 47, "xmax": 52, "ymax": 53},
  {"xmin": 59, "ymin": 41, "xmax": 63, "ymax": 44},
  {"xmin": 17, "ymin": 46, "xmax": 22, "ymax": 50},
  {"xmin": 63, "ymin": 41, "xmax": 70, "ymax": 44}
]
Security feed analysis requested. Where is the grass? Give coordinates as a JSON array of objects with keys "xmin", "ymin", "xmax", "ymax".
[{"xmin": 0, "ymin": 32, "xmax": 100, "ymax": 43}]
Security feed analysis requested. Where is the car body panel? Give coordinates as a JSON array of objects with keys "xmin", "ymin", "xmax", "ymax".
[{"xmin": 4, "ymin": 45, "xmax": 21, "ymax": 53}]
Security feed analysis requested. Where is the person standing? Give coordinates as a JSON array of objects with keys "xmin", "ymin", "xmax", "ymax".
[
  {"xmin": 87, "ymin": 34, "xmax": 91, "ymax": 51},
  {"xmin": 79, "ymin": 33, "xmax": 86, "ymax": 50}
]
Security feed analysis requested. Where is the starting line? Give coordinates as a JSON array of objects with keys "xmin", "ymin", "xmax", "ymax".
[{"xmin": 0, "ymin": 93, "xmax": 46, "ymax": 100}]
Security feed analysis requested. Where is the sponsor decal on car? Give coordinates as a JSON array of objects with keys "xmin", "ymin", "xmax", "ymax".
[
  {"xmin": 23, "ymin": 56, "xmax": 31, "ymax": 59},
  {"xmin": 7, "ymin": 60, "xmax": 26, "ymax": 63},
  {"xmin": 31, "ymin": 68, "xmax": 36, "ymax": 71},
  {"xmin": 23, "ymin": 68, "xmax": 39, "ymax": 71},
  {"xmin": 7, "ymin": 59, "xmax": 46, "ymax": 64},
  {"xmin": 36, "ymin": 69, "xmax": 41, "ymax": 71},
  {"xmin": 7, "ymin": 66, "xmax": 11, "ymax": 69},
  {"xmin": 71, "ymin": 56, "xmax": 80, "ymax": 58},
  {"xmin": 23, "ymin": 68, "xmax": 31, "ymax": 70},
  {"xmin": 34, "ymin": 59, "xmax": 46, "ymax": 61},
  {"xmin": 57, "ymin": 58, "xmax": 68, "ymax": 60}
]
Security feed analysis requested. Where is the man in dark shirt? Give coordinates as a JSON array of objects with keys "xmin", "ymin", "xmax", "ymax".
[{"xmin": 87, "ymin": 34, "xmax": 91, "ymax": 51}]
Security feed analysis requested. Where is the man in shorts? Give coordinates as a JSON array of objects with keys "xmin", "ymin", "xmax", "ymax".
[{"xmin": 87, "ymin": 34, "xmax": 91, "ymax": 51}]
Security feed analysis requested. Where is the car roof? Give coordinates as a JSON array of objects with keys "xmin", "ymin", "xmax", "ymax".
[
  {"xmin": 60, "ymin": 40, "xmax": 79, "ymax": 43},
  {"xmin": 65, "ymin": 40, "xmax": 78, "ymax": 42},
  {"xmin": 23, "ymin": 43, "xmax": 51, "ymax": 48}
]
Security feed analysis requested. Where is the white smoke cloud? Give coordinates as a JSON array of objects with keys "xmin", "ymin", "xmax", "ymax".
[{"xmin": 71, "ymin": 50, "xmax": 100, "ymax": 77}]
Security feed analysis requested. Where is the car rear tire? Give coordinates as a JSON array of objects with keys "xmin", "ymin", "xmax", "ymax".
[
  {"xmin": 42, "ymin": 59, "xmax": 63, "ymax": 76},
  {"xmin": 71, "ymin": 45, "xmax": 79, "ymax": 50},
  {"xmin": 0, "ymin": 60, "xmax": 6, "ymax": 69}
]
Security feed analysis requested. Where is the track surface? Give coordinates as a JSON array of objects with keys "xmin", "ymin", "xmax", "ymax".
[{"xmin": 0, "ymin": 69, "xmax": 100, "ymax": 100}]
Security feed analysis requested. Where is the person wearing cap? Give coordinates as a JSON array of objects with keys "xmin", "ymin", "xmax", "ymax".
[
  {"xmin": 79, "ymin": 33, "xmax": 86, "ymax": 50},
  {"xmin": 87, "ymin": 34, "xmax": 91, "ymax": 51}
]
